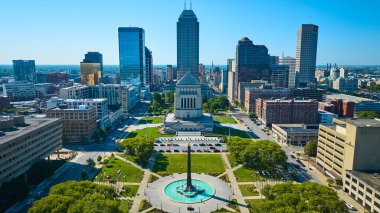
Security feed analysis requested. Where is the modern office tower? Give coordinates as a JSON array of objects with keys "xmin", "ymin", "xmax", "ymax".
[
  {"xmin": 270, "ymin": 56, "xmax": 279, "ymax": 65},
  {"xmin": 118, "ymin": 27, "xmax": 146, "ymax": 85},
  {"xmin": 234, "ymin": 37, "xmax": 270, "ymax": 101},
  {"xmin": 270, "ymin": 65, "xmax": 289, "ymax": 88},
  {"xmin": 177, "ymin": 6, "xmax": 199, "ymax": 80},
  {"xmin": 4, "ymin": 82, "xmax": 36, "ymax": 101},
  {"xmin": 12, "ymin": 60, "xmax": 36, "ymax": 83},
  {"xmin": 316, "ymin": 118, "xmax": 380, "ymax": 183},
  {"xmin": 145, "ymin": 47, "xmax": 153, "ymax": 85},
  {"xmin": 220, "ymin": 69, "xmax": 228, "ymax": 94},
  {"xmin": 295, "ymin": 24, "xmax": 319, "ymax": 87},
  {"xmin": 83, "ymin": 52, "xmax": 103, "ymax": 75},
  {"xmin": 166, "ymin": 65, "xmax": 174, "ymax": 81},
  {"xmin": 244, "ymin": 86, "xmax": 292, "ymax": 113},
  {"xmin": 227, "ymin": 59, "xmax": 236, "ymax": 100},
  {"xmin": 46, "ymin": 105, "xmax": 97, "ymax": 143},
  {"xmin": 0, "ymin": 116, "xmax": 62, "ymax": 185},
  {"xmin": 256, "ymin": 99, "xmax": 318, "ymax": 127},
  {"xmin": 279, "ymin": 56, "xmax": 296, "ymax": 88},
  {"xmin": 80, "ymin": 62, "xmax": 101, "ymax": 85}
]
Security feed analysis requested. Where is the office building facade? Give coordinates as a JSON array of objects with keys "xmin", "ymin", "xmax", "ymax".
[
  {"xmin": 295, "ymin": 24, "xmax": 319, "ymax": 87},
  {"xmin": 145, "ymin": 47, "xmax": 153, "ymax": 85},
  {"xmin": 4, "ymin": 82, "xmax": 36, "ymax": 101},
  {"xmin": 177, "ymin": 8, "xmax": 199, "ymax": 80},
  {"xmin": 83, "ymin": 52, "xmax": 103, "ymax": 75},
  {"xmin": 0, "ymin": 117, "xmax": 62, "ymax": 185},
  {"xmin": 280, "ymin": 56, "xmax": 296, "ymax": 88},
  {"xmin": 244, "ymin": 86, "xmax": 292, "ymax": 113},
  {"xmin": 118, "ymin": 27, "xmax": 146, "ymax": 85},
  {"xmin": 12, "ymin": 60, "xmax": 36, "ymax": 83},
  {"xmin": 80, "ymin": 62, "xmax": 101, "ymax": 85}
]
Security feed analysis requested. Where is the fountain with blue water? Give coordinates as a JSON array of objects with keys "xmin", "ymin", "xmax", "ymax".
[{"xmin": 163, "ymin": 144, "xmax": 215, "ymax": 203}]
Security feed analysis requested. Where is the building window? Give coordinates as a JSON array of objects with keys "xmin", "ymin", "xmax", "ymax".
[
  {"xmin": 367, "ymin": 188, "xmax": 373, "ymax": 194},
  {"xmin": 359, "ymin": 182, "xmax": 364, "ymax": 189},
  {"xmin": 358, "ymin": 190, "xmax": 364, "ymax": 196},
  {"xmin": 352, "ymin": 178, "xmax": 357, "ymax": 184},
  {"xmin": 367, "ymin": 196, "xmax": 372, "ymax": 202}
]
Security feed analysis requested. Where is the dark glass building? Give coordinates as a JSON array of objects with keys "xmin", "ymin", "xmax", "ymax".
[
  {"xmin": 83, "ymin": 52, "xmax": 103, "ymax": 74},
  {"xmin": 145, "ymin": 47, "xmax": 153, "ymax": 85},
  {"xmin": 234, "ymin": 37, "xmax": 270, "ymax": 99},
  {"xmin": 12, "ymin": 60, "xmax": 36, "ymax": 83},
  {"xmin": 177, "ymin": 8, "xmax": 199, "ymax": 80},
  {"xmin": 118, "ymin": 27, "xmax": 145, "ymax": 85}
]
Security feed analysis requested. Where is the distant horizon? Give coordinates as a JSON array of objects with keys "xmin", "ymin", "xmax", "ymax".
[
  {"xmin": 0, "ymin": 64, "xmax": 380, "ymax": 67},
  {"xmin": 0, "ymin": 0, "xmax": 379, "ymax": 65}
]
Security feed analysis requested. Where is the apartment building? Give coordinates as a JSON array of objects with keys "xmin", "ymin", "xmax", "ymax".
[
  {"xmin": 256, "ymin": 99, "xmax": 318, "ymax": 127},
  {"xmin": 0, "ymin": 117, "xmax": 62, "ymax": 185},
  {"xmin": 244, "ymin": 85, "xmax": 291, "ymax": 113},
  {"xmin": 316, "ymin": 118, "xmax": 380, "ymax": 184}
]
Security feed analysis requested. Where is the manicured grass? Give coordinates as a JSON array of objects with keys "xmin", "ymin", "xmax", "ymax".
[
  {"xmin": 234, "ymin": 166, "xmax": 265, "ymax": 182},
  {"xmin": 234, "ymin": 166, "xmax": 284, "ymax": 182},
  {"xmin": 137, "ymin": 116, "xmax": 164, "ymax": 124},
  {"xmin": 120, "ymin": 185, "xmax": 139, "ymax": 197},
  {"xmin": 239, "ymin": 184, "xmax": 259, "ymax": 196},
  {"xmin": 227, "ymin": 154, "xmax": 239, "ymax": 167},
  {"xmin": 117, "ymin": 153, "xmax": 138, "ymax": 164},
  {"xmin": 125, "ymin": 127, "xmax": 173, "ymax": 139},
  {"xmin": 96, "ymin": 157, "xmax": 143, "ymax": 182},
  {"xmin": 213, "ymin": 116, "xmax": 237, "ymax": 124},
  {"xmin": 152, "ymin": 154, "xmax": 225, "ymax": 176},
  {"xmin": 119, "ymin": 200, "xmax": 133, "ymax": 213},
  {"xmin": 215, "ymin": 126, "xmax": 250, "ymax": 138}
]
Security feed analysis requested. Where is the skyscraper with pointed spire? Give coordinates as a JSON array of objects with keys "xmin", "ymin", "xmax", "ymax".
[{"xmin": 177, "ymin": 2, "xmax": 199, "ymax": 80}]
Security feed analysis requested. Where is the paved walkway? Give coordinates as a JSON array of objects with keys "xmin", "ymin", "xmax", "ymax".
[{"xmin": 221, "ymin": 153, "xmax": 249, "ymax": 213}]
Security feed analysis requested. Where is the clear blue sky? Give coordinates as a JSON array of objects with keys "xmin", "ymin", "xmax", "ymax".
[{"xmin": 1, "ymin": 0, "xmax": 379, "ymax": 65}]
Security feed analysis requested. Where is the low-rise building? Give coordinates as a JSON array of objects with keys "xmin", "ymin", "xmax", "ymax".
[
  {"xmin": 318, "ymin": 99, "xmax": 355, "ymax": 118},
  {"xmin": 344, "ymin": 170, "xmax": 380, "ymax": 213},
  {"xmin": 4, "ymin": 82, "xmax": 36, "ymax": 101},
  {"xmin": 318, "ymin": 109, "xmax": 338, "ymax": 124},
  {"xmin": 316, "ymin": 118, "xmax": 380, "ymax": 184},
  {"xmin": 256, "ymin": 99, "xmax": 318, "ymax": 127},
  {"xmin": 326, "ymin": 94, "xmax": 380, "ymax": 113},
  {"xmin": 0, "ymin": 117, "xmax": 62, "ymax": 185},
  {"xmin": 272, "ymin": 124, "xmax": 319, "ymax": 146},
  {"xmin": 46, "ymin": 105, "xmax": 97, "ymax": 143}
]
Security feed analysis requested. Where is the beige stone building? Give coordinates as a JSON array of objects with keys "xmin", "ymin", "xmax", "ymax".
[
  {"xmin": 46, "ymin": 105, "xmax": 97, "ymax": 143},
  {"xmin": 316, "ymin": 118, "xmax": 380, "ymax": 183},
  {"xmin": 0, "ymin": 117, "xmax": 62, "ymax": 185}
]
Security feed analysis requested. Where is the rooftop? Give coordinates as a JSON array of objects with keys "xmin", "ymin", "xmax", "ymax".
[
  {"xmin": 341, "ymin": 118, "xmax": 380, "ymax": 127},
  {"xmin": 177, "ymin": 72, "xmax": 200, "ymax": 86},
  {"xmin": 0, "ymin": 118, "xmax": 60, "ymax": 145},
  {"xmin": 272, "ymin": 124, "xmax": 319, "ymax": 133},
  {"xmin": 348, "ymin": 170, "xmax": 380, "ymax": 192},
  {"xmin": 326, "ymin": 94, "xmax": 376, "ymax": 102}
]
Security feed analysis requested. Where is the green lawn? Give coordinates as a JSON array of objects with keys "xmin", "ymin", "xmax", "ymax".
[
  {"xmin": 215, "ymin": 126, "xmax": 250, "ymax": 138},
  {"xmin": 125, "ymin": 127, "xmax": 173, "ymax": 139},
  {"xmin": 234, "ymin": 166, "xmax": 265, "ymax": 182},
  {"xmin": 213, "ymin": 116, "xmax": 237, "ymax": 124},
  {"xmin": 152, "ymin": 154, "xmax": 225, "ymax": 176},
  {"xmin": 137, "ymin": 116, "xmax": 164, "ymax": 124},
  {"xmin": 227, "ymin": 154, "xmax": 239, "ymax": 167},
  {"xmin": 239, "ymin": 184, "xmax": 259, "ymax": 196},
  {"xmin": 120, "ymin": 185, "xmax": 139, "ymax": 197},
  {"xmin": 96, "ymin": 157, "xmax": 143, "ymax": 182},
  {"xmin": 119, "ymin": 200, "xmax": 133, "ymax": 213}
]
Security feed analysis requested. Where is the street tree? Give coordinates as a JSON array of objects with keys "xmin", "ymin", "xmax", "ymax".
[
  {"xmin": 86, "ymin": 158, "xmax": 95, "ymax": 167},
  {"xmin": 97, "ymin": 155, "xmax": 102, "ymax": 163},
  {"xmin": 304, "ymin": 140, "xmax": 318, "ymax": 157}
]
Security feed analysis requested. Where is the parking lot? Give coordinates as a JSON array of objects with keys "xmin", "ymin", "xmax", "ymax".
[{"xmin": 153, "ymin": 141, "xmax": 228, "ymax": 153}]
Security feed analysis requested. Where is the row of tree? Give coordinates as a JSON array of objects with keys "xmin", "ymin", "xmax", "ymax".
[
  {"xmin": 357, "ymin": 110, "xmax": 380, "ymax": 119},
  {"xmin": 228, "ymin": 137, "xmax": 288, "ymax": 169},
  {"xmin": 148, "ymin": 91, "xmax": 174, "ymax": 114},
  {"xmin": 250, "ymin": 181, "xmax": 348, "ymax": 212},
  {"xmin": 203, "ymin": 95, "xmax": 231, "ymax": 113},
  {"xmin": 119, "ymin": 138, "xmax": 154, "ymax": 166},
  {"xmin": 28, "ymin": 181, "xmax": 120, "ymax": 213}
]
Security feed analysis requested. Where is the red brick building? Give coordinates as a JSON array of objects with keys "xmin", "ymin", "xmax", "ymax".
[
  {"xmin": 318, "ymin": 99, "xmax": 355, "ymax": 117},
  {"xmin": 256, "ymin": 99, "xmax": 318, "ymax": 127}
]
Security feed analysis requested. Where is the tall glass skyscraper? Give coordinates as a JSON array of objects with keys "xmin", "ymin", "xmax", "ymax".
[
  {"xmin": 145, "ymin": 47, "xmax": 153, "ymax": 85},
  {"xmin": 295, "ymin": 24, "xmax": 319, "ymax": 87},
  {"xmin": 177, "ymin": 7, "xmax": 199, "ymax": 80},
  {"xmin": 12, "ymin": 60, "xmax": 36, "ymax": 83},
  {"xmin": 83, "ymin": 52, "xmax": 103, "ymax": 74},
  {"xmin": 118, "ymin": 27, "xmax": 145, "ymax": 85}
]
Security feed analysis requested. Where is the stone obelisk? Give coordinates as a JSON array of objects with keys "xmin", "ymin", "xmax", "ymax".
[{"xmin": 185, "ymin": 143, "xmax": 194, "ymax": 191}]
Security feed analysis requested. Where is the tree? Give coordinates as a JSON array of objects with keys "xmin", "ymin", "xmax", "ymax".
[
  {"xmin": 249, "ymin": 112, "xmax": 257, "ymax": 120},
  {"xmin": 86, "ymin": 158, "xmax": 95, "ymax": 167},
  {"xmin": 97, "ymin": 155, "xmax": 102, "ymax": 163},
  {"xmin": 357, "ymin": 111, "xmax": 380, "ymax": 119},
  {"xmin": 259, "ymin": 182, "xmax": 348, "ymax": 213},
  {"xmin": 119, "ymin": 137, "xmax": 154, "ymax": 166},
  {"xmin": 81, "ymin": 170, "xmax": 88, "ymax": 180},
  {"xmin": 28, "ymin": 181, "xmax": 119, "ymax": 213},
  {"xmin": 304, "ymin": 140, "xmax": 318, "ymax": 157},
  {"xmin": 289, "ymin": 170, "xmax": 297, "ymax": 181},
  {"xmin": 326, "ymin": 178, "xmax": 334, "ymax": 187}
]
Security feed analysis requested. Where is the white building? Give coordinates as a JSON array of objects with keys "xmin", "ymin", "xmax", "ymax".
[{"xmin": 4, "ymin": 82, "xmax": 36, "ymax": 101}]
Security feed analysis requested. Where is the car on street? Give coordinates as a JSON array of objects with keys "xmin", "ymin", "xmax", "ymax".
[
  {"xmin": 199, "ymin": 143, "xmax": 206, "ymax": 146},
  {"xmin": 174, "ymin": 149, "xmax": 180, "ymax": 152},
  {"xmin": 160, "ymin": 144, "xmax": 165, "ymax": 146},
  {"xmin": 192, "ymin": 144, "xmax": 198, "ymax": 146},
  {"xmin": 213, "ymin": 149, "xmax": 220, "ymax": 153},
  {"xmin": 346, "ymin": 204, "xmax": 356, "ymax": 211},
  {"xmin": 165, "ymin": 150, "xmax": 171, "ymax": 153},
  {"xmin": 210, "ymin": 146, "xmax": 215, "ymax": 150},
  {"xmin": 215, "ymin": 143, "xmax": 222, "ymax": 146}
]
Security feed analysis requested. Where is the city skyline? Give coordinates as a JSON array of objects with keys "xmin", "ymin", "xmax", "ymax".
[{"xmin": 0, "ymin": 0, "xmax": 379, "ymax": 65}]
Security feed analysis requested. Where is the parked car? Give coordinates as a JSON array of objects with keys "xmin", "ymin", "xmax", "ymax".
[
  {"xmin": 160, "ymin": 144, "xmax": 165, "ymax": 146},
  {"xmin": 210, "ymin": 147, "xmax": 216, "ymax": 150},
  {"xmin": 215, "ymin": 143, "xmax": 222, "ymax": 146},
  {"xmin": 165, "ymin": 150, "xmax": 171, "ymax": 153},
  {"xmin": 346, "ymin": 204, "xmax": 356, "ymax": 211},
  {"xmin": 213, "ymin": 149, "xmax": 221, "ymax": 153},
  {"xmin": 192, "ymin": 144, "xmax": 198, "ymax": 146},
  {"xmin": 174, "ymin": 149, "xmax": 180, "ymax": 152}
]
